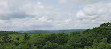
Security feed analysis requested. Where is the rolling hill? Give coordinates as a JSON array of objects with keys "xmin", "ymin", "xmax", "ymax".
[{"xmin": 22, "ymin": 29, "xmax": 86, "ymax": 34}]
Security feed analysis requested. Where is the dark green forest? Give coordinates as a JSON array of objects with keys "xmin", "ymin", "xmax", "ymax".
[{"xmin": 0, "ymin": 22, "xmax": 111, "ymax": 49}]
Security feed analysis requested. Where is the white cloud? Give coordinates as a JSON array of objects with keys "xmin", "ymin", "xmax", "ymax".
[
  {"xmin": 58, "ymin": 0, "xmax": 108, "ymax": 8},
  {"xmin": 0, "ymin": 1, "xmax": 10, "ymax": 15},
  {"xmin": 0, "ymin": 0, "xmax": 110, "ymax": 30},
  {"xmin": 76, "ymin": 2, "xmax": 111, "ymax": 28}
]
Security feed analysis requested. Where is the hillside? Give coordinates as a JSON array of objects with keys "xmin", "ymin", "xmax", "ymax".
[
  {"xmin": 24, "ymin": 29, "xmax": 86, "ymax": 34},
  {"xmin": 0, "ymin": 22, "xmax": 111, "ymax": 49}
]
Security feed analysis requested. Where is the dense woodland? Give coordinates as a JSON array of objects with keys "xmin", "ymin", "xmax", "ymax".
[{"xmin": 0, "ymin": 22, "xmax": 111, "ymax": 49}]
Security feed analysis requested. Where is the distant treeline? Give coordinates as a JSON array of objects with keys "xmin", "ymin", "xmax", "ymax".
[
  {"xmin": 24, "ymin": 29, "xmax": 86, "ymax": 34},
  {"xmin": 0, "ymin": 22, "xmax": 111, "ymax": 49}
]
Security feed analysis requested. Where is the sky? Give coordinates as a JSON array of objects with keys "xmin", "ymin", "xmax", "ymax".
[{"xmin": 0, "ymin": 0, "xmax": 111, "ymax": 31}]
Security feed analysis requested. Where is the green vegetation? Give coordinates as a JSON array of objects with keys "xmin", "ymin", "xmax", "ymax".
[
  {"xmin": 24, "ymin": 29, "xmax": 86, "ymax": 34},
  {"xmin": 0, "ymin": 22, "xmax": 111, "ymax": 49}
]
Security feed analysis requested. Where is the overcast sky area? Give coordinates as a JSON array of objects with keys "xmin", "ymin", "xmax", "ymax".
[{"xmin": 0, "ymin": 0, "xmax": 111, "ymax": 31}]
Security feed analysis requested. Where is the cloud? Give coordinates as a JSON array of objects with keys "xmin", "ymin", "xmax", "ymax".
[
  {"xmin": 0, "ymin": 0, "xmax": 110, "ymax": 30},
  {"xmin": 76, "ymin": 2, "xmax": 111, "ymax": 28},
  {"xmin": 58, "ymin": 0, "xmax": 107, "ymax": 8},
  {"xmin": 0, "ymin": 16, "xmax": 72, "ymax": 31},
  {"xmin": 0, "ymin": 0, "xmax": 43, "ymax": 20},
  {"xmin": 59, "ymin": 0, "xmax": 106, "ymax": 4}
]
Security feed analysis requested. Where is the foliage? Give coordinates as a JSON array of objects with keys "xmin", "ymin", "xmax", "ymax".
[{"xmin": 0, "ymin": 22, "xmax": 111, "ymax": 49}]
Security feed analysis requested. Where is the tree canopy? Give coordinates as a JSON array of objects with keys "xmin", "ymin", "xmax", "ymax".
[{"xmin": 0, "ymin": 22, "xmax": 111, "ymax": 49}]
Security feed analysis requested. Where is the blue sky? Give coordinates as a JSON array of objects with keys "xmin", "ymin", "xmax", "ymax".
[{"xmin": 0, "ymin": 0, "xmax": 111, "ymax": 31}]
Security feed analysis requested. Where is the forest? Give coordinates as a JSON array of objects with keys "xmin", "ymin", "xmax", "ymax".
[
  {"xmin": 23, "ymin": 29, "xmax": 86, "ymax": 34},
  {"xmin": 0, "ymin": 22, "xmax": 111, "ymax": 49}
]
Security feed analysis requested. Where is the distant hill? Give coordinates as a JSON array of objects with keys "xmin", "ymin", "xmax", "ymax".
[{"xmin": 22, "ymin": 29, "xmax": 86, "ymax": 34}]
